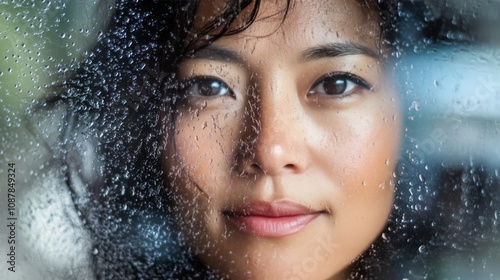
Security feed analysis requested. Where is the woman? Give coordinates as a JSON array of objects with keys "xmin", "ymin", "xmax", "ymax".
[{"xmin": 33, "ymin": 0, "xmax": 400, "ymax": 278}]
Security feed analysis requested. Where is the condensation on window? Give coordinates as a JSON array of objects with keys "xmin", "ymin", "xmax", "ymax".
[{"xmin": 0, "ymin": 0, "xmax": 499, "ymax": 279}]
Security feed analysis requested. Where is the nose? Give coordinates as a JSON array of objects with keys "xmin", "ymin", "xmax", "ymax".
[{"xmin": 238, "ymin": 81, "xmax": 311, "ymax": 176}]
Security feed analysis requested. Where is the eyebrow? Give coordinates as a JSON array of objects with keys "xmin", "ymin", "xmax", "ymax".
[
  {"xmin": 186, "ymin": 42, "xmax": 379, "ymax": 64},
  {"xmin": 187, "ymin": 47, "xmax": 245, "ymax": 65},
  {"xmin": 300, "ymin": 42, "xmax": 380, "ymax": 62}
]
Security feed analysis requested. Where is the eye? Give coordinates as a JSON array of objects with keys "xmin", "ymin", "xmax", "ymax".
[
  {"xmin": 181, "ymin": 76, "xmax": 233, "ymax": 97},
  {"xmin": 308, "ymin": 73, "xmax": 371, "ymax": 97}
]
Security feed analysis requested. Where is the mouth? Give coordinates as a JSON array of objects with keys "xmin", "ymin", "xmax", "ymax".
[{"xmin": 223, "ymin": 200, "xmax": 324, "ymax": 237}]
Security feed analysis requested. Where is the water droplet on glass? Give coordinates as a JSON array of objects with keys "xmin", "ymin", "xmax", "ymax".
[
  {"xmin": 419, "ymin": 174, "xmax": 426, "ymax": 182},
  {"xmin": 410, "ymin": 101, "xmax": 420, "ymax": 111},
  {"xmin": 418, "ymin": 245, "xmax": 427, "ymax": 253}
]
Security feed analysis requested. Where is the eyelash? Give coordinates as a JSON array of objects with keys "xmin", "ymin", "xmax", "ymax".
[
  {"xmin": 179, "ymin": 72, "xmax": 371, "ymax": 99},
  {"xmin": 307, "ymin": 72, "xmax": 372, "ymax": 98},
  {"xmin": 180, "ymin": 76, "xmax": 234, "ymax": 98}
]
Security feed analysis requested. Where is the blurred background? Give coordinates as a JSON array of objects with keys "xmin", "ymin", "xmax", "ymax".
[
  {"xmin": 392, "ymin": 0, "xmax": 500, "ymax": 279},
  {"xmin": 0, "ymin": 0, "xmax": 499, "ymax": 279},
  {"xmin": 0, "ymin": 1, "xmax": 113, "ymax": 278}
]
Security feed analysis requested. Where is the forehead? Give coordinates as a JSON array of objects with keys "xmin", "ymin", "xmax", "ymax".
[{"xmin": 194, "ymin": 0, "xmax": 382, "ymax": 52}]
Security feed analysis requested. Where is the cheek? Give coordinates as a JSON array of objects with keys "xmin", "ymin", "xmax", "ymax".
[
  {"xmin": 305, "ymin": 92, "xmax": 400, "ymax": 265},
  {"xmin": 165, "ymin": 108, "xmax": 241, "ymax": 199},
  {"xmin": 162, "ymin": 110, "xmax": 241, "ymax": 250},
  {"xmin": 311, "ymin": 93, "xmax": 401, "ymax": 199},
  {"xmin": 316, "ymin": 92, "xmax": 401, "ymax": 189},
  {"xmin": 342, "ymin": 111, "xmax": 400, "ymax": 188}
]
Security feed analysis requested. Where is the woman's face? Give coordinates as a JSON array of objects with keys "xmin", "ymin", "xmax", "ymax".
[{"xmin": 164, "ymin": 0, "xmax": 401, "ymax": 279}]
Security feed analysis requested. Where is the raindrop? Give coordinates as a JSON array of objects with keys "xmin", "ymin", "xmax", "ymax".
[
  {"xmin": 201, "ymin": 101, "xmax": 208, "ymax": 109},
  {"xmin": 419, "ymin": 174, "xmax": 426, "ymax": 182},
  {"xmin": 410, "ymin": 101, "xmax": 420, "ymax": 111},
  {"xmin": 418, "ymin": 245, "xmax": 427, "ymax": 253}
]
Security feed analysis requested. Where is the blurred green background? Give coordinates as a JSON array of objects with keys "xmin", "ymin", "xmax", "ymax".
[
  {"xmin": 0, "ymin": 3, "xmax": 111, "ymax": 277},
  {"xmin": 0, "ymin": 0, "xmax": 112, "ymax": 163}
]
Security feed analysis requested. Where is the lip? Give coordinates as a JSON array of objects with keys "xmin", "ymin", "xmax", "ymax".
[{"xmin": 223, "ymin": 200, "xmax": 323, "ymax": 237}]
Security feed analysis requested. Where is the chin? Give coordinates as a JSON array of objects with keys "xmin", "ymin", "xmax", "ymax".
[{"xmin": 192, "ymin": 230, "xmax": 355, "ymax": 280}]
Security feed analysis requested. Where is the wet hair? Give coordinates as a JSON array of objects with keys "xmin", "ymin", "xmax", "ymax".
[{"xmin": 32, "ymin": 0, "xmax": 399, "ymax": 278}]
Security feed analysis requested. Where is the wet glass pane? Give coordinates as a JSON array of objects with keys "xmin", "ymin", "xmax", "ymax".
[{"xmin": 0, "ymin": 0, "xmax": 499, "ymax": 279}]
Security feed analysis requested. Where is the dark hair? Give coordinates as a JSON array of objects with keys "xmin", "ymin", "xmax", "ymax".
[{"xmin": 32, "ymin": 0, "xmax": 399, "ymax": 278}]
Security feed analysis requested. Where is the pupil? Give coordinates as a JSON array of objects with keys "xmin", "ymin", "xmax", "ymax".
[
  {"xmin": 330, "ymin": 80, "xmax": 347, "ymax": 94},
  {"xmin": 325, "ymin": 79, "xmax": 346, "ymax": 95}
]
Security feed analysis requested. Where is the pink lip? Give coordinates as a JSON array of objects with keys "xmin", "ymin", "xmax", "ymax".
[{"xmin": 223, "ymin": 200, "xmax": 322, "ymax": 237}]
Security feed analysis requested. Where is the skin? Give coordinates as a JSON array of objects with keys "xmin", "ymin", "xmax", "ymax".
[{"xmin": 163, "ymin": 0, "xmax": 402, "ymax": 279}]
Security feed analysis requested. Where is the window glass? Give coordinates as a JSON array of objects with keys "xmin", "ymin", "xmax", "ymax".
[{"xmin": 0, "ymin": 0, "xmax": 499, "ymax": 279}]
